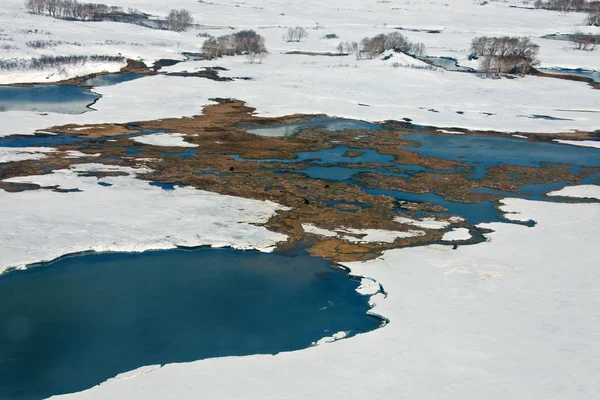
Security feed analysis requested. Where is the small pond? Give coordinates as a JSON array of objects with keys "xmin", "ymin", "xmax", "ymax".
[
  {"xmin": 0, "ymin": 73, "xmax": 146, "ymax": 114},
  {"xmin": 0, "ymin": 247, "xmax": 381, "ymax": 400}
]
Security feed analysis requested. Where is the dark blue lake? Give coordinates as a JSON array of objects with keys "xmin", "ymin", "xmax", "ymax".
[{"xmin": 0, "ymin": 248, "xmax": 381, "ymax": 400}]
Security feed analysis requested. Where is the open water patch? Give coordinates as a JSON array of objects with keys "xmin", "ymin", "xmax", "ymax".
[
  {"xmin": 239, "ymin": 117, "xmax": 383, "ymax": 137},
  {"xmin": 0, "ymin": 85, "xmax": 99, "ymax": 114},
  {"xmin": 401, "ymin": 133, "xmax": 600, "ymax": 180},
  {"xmin": 0, "ymin": 73, "xmax": 147, "ymax": 114},
  {"xmin": 80, "ymin": 73, "xmax": 146, "ymax": 87},
  {"xmin": 0, "ymin": 247, "xmax": 381, "ymax": 400}
]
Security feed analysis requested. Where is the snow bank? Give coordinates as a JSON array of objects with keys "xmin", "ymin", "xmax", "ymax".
[
  {"xmin": 441, "ymin": 227, "xmax": 471, "ymax": 241},
  {"xmin": 553, "ymin": 139, "xmax": 600, "ymax": 149},
  {"xmin": 132, "ymin": 132, "xmax": 198, "ymax": 148},
  {"xmin": 394, "ymin": 216, "xmax": 450, "ymax": 229},
  {"xmin": 547, "ymin": 184, "xmax": 600, "ymax": 200},
  {"xmin": 302, "ymin": 223, "xmax": 425, "ymax": 243},
  {"xmin": 0, "ymin": 163, "xmax": 288, "ymax": 273},
  {"xmin": 52, "ymin": 193, "xmax": 600, "ymax": 400},
  {"xmin": 0, "ymin": 146, "xmax": 56, "ymax": 163}
]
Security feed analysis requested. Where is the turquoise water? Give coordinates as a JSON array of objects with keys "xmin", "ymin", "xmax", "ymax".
[{"xmin": 0, "ymin": 248, "xmax": 381, "ymax": 400}]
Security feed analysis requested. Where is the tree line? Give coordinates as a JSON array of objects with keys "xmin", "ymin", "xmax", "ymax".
[
  {"xmin": 24, "ymin": 1, "xmax": 194, "ymax": 31},
  {"xmin": 534, "ymin": 0, "xmax": 600, "ymax": 26},
  {"xmin": 25, "ymin": 0, "xmax": 126, "ymax": 21}
]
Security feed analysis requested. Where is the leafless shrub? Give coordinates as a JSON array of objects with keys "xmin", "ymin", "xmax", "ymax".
[
  {"xmin": 26, "ymin": 39, "xmax": 81, "ymax": 48},
  {"xmin": 0, "ymin": 54, "xmax": 124, "ymax": 70},
  {"xmin": 202, "ymin": 30, "xmax": 267, "ymax": 62},
  {"xmin": 285, "ymin": 27, "xmax": 308, "ymax": 42},
  {"xmin": 358, "ymin": 32, "xmax": 425, "ymax": 59},
  {"xmin": 573, "ymin": 33, "xmax": 599, "ymax": 50},
  {"xmin": 166, "ymin": 9, "xmax": 193, "ymax": 32},
  {"xmin": 470, "ymin": 36, "xmax": 540, "ymax": 77}
]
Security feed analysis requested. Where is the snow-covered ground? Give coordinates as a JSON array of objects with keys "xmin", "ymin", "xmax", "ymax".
[
  {"xmin": 0, "ymin": 0, "xmax": 599, "ymax": 134},
  {"xmin": 0, "ymin": 146, "xmax": 56, "ymax": 162},
  {"xmin": 553, "ymin": 139, "xmax": 600, "ymax": 149},
  {"xmin": 47, "ymin": 191, "xmax": 600, "ymax": 400},
  {"xmin": 131, "ymin": 132, "xmax": 198, "ymax": 147},
  {"xmin": 1, "ymin": 1, "xmax": 600, "ymax": 398},
  {"xmin": 0, "ymin": 163, "xmax": 288, "ymax": 273}
]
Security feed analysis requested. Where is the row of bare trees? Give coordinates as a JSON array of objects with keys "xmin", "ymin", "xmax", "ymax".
[
  {"xmin": 202, "ymin": 30, "xmax": 267, "ymax": 63},
  {"xmin": 25, "ymin": 0, "xmax": 122, "ymax": 21},
  {"xmin": 533, "ymin": 0, "xmax": 600, "ymax": 25},
  {"xmin": 533, "ymin": 0, "xmax": 599, "ymax": 12},
  {"xmin": 358, "ymin": 32, "xmax": 425, "ymax": 59},
  {"xmin": 470, "ymin": 36, "xmax": 540, "ymax": 76}
]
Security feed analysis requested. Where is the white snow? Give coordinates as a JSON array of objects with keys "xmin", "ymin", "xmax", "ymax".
[
  {"xmin": 437, "ymin": 129, "xmax": 464, "ymax": 135},
  {"xmin": 51, "ymin": 194, "xmax": 600, "ymax": 400},
  {"xmin": 442, "ymin": 227, "xmax": 471, "ymax": 241},
  {"xmin": 0, "ymin": 146, "xmax": 56, "ymax": 163},
  {"xmin": 553, "ymin": 139, "xmax": 600, "ymax": 149},
  {"xmin": 302, "ymin": 223, "xmax": 426, "ymax": 243},
  {"xmin": 132, "ymin": 132, "xmax": 199, "ymax": 148},
  {"xmin": 302, "ymin": 223, "xmax": 338, "ymax": 237},
  {"xmin": 394, "ymin": 216, "xmax": 450, "ymax": 229},
  {"xmin": 547, "ymin": 184, "xmax": 600, "ymax": 200},
  {"xmin": 0, "ymin": 1, "xmax": 599, "ymax": 135},
  {"xmin": 0, "ymin": 163, "xmax": 288, "ymax": 273},
  {"xmin": 314, "ymin": 331, "xmax": 348, "ymax": 346}
]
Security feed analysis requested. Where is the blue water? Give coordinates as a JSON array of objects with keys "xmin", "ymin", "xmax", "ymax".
[
  {"xmin": 80, "ymin": 73, "xmax": 146, "ymax": 87},
  {"xmin": 539, "ymin": 68, "xmax": 600, "ymax": 84},
  {"xmin": 401, "ymin": 133, "xmax": 600, "ymax": 180},
  {"xmin": 0, "ymin": 248, "xmax": 381, "ymax": 400},
  {"xmin": 240, "ymin": 117, "xmax": 383, "ymax": 137},
  {"xmin": 422, "ymin": 56, "xmax": 475, "ymax": 72},
  {"xmin": 0, "ymin": 85, "xmax": 99, "ymax": 114},
  {"xmin": 0, "ymin": 73, "xmax": 146, "ymax": 114}
]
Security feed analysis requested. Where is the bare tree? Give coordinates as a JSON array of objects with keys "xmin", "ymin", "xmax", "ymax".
[
  {"xmin": 574, "ymin": 33, "xmax": 599, "ymax": 50},
  {"xmin": 470, "ymin": 36, "xmax": 540, "ymax": 77},
  {"xmin": 285, "ymin": 27, "xmax": 308, "ymax": 42},
  {"xmin": 586, "ymin": 8, "xmax": 600, "ymax": 26},
  {"xmin": 358, "ymin": 32, "xmax": 425, "ymax": 59},
  {"xmin": 202, "ymin": 30, "xmax": 267, "ymax": 62},
  {"xmin": 167, "ymin": 9, "xmax": 193, "ymax": 32}
]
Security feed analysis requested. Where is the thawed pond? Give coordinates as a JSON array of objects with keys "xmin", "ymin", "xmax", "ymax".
[
  {"xmin": 0, "ymin": 248, "xmax": 381, "ymax": 400},
  {"xmin": 0, "ymin": 73, "xmax": 146, "ymax": 114}
]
